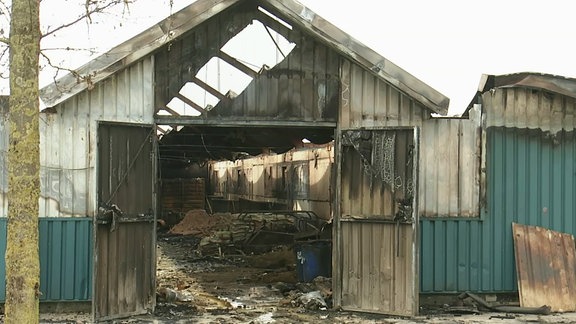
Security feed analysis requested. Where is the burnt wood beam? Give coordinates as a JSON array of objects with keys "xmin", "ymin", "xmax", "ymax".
[
  {"xmin": 159, "ymin": 105, "xmax": 181, "ymax": 116},
  {"xmin": 154, "ymin": 115, "xmax": 337, "ymax": 128},
  {"xmin": 253, "ymin": 9, "xmax": 294, "ymax": 43},
  {"xmin": 191, "ymin": 76, "xmax": 226, "ymax": 100},
  {"xmin": 217, "ymin": 50, "xmax": 259, "ymax": 78},
  {"xmin": 174, "ymin": 93, "xmax": 207, "ymax": 114}
]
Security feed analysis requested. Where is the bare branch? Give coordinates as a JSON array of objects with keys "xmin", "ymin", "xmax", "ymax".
[
  {"xmin": 42, "ymin": 0, "xmax": 128, "ymax": 39},
  {"xmin": 40, "ymin": 51, "xmax": 97, "ymax": 91}
]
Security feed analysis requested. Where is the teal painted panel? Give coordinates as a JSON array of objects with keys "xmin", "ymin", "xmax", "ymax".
[
  {"xmin": 0, "ymin": 218, "xmax": 92, "ymax": 301},
  {"xmin": 421, "ymin": 127, "xmax": 576, "ymax": 293},
  {"xmin": 39, "ymin": 218, "xmax": 93, "ymax": 301}
]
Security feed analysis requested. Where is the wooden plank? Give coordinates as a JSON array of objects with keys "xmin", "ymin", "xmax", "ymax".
[{"xmin": 513, "ymin": 222, "xmax": 576, "ymax": 312}]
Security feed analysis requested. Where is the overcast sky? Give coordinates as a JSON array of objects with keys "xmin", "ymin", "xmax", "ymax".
[{"xmin": 39, "ymin": 0, "xmax": 576, "ymax": 115}]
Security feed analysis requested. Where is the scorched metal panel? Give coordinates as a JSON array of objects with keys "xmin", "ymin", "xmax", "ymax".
[{"xmin": 513, "ymin": 222, "xmax": 576, "ymax": 312}]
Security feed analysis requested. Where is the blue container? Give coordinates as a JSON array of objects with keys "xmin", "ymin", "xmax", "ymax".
[{"xmin": 295, "ymin": 240, "xmax": 332, "ymax": 282}]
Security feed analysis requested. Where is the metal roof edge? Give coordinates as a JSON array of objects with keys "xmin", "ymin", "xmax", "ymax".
[
  {"xmin": 39, "ymin": 0, "xmax": 240, "ymax": 108},
  {"xmin": 463, "ymin": 72, "xmax": 576, "ymax": 116}
]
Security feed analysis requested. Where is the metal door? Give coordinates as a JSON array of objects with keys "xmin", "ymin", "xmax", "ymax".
[
  {"xmin": 93, "ymin": 122, "xmax": 156, "ymax": 322},
  {"xmin": 333, "ymin": 128, "xmax": 419, "ymax": 316}
]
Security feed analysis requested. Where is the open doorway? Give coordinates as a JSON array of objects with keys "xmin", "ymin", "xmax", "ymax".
[{"xmin": 152, "ymin": 5, "xmax": 338, "ymax": 317}]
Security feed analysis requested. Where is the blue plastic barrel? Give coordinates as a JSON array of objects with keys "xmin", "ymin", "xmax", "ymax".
[{"xmin": 294, "ymin": 240, "xmax": 332, "ymax": 282}]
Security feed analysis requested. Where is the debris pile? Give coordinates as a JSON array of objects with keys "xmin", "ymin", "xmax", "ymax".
[{"xmin": 166, "ymin": 209, "xmax": 326, "ymax": 255}]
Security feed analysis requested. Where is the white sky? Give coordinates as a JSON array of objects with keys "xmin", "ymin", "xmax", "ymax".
[{"xmin": 36, "ymin": 0, "xmax": 576, "ymax": 115}]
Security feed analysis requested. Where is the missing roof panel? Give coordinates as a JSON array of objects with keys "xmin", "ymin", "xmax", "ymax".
[{"xmin": 257, "ymin": 6, "xmax": 293, "ymax": 31}]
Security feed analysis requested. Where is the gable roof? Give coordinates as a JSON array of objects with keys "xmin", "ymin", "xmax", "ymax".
[{"xmin": 39, "ymin": 0, "xmax": 449, "ymax": 115}]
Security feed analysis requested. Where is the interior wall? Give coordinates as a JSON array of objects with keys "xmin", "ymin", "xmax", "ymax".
[{"xmin": 209, "ymin": 145, "xmax": 333, "ymax": 220}]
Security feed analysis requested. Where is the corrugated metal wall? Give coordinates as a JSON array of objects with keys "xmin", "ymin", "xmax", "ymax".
[
  {"xmin": 39, "ymin": 58, "xmax": 154, "ymax": 217},
  {"xmin": 340, "ymin": 60, "xmax": 481, "ymax": 218},
  {"xmin": 483, "ymin": 87, "xmax": 576, "ymax": 132},
  {"xmin": 420, "ymin": 113, "xmax": 481, "ymax": 217},
  {"xmin": 340, "ymin": 221, "xmax": 415, "ymax": 313},
  {"xmin": 0, "ymin": 218, "xmax": 93, "ymax": 301},
  {"xmin": 420, "ymin": 88, "xmax": 576, "ymax": 293}
]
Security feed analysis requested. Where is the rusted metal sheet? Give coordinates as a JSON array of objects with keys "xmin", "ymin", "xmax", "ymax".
[
  {"xmin": 39, "ymin": 58, "xmax": 154, "ymax": 218},
  {"xmin": 513, "ymin": 222, "xmax": 576, "ymax": 312}
]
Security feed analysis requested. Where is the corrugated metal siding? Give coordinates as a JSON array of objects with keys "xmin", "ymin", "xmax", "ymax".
[
  {"xmin": 39, "ymin": 58, "xmax": 154, "ymax": 217},
  {"xmin": 40, "ymin": 218, "xmax": 93, "ymax": 301},
  {"xmin": 421, "ymin": 126, "xmax": 576, "ymax": 292},
  {"xmin": 0, "ymin": 116, "xmax": 7, "ymax": 217},
  {"xmin": 339, "ymin": 60, "xmax": 428, "ymax": 130},
  {"xmin": 420, "ymin": 112, "xmax": 481, "ymax": 217},
  {"xmin": 340, "ymin": 221, "xmax": 414, "ymax": 314},
  {"xmin": 211, "ymin": 35, "xmax": 340, "ymax": 121},
  {"xmin": 340, "ymin": 59, "xmax": 481, "ymax": 218},
  {"xmin": 0, "ymin": 218, "xmax": 92, "ymax": 301},
  {"xmin": 483, "ymin": 87, "xmax": 576, "ymax": 132}
]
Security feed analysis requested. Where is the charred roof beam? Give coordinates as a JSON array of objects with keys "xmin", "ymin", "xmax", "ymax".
[
  {"xmin": 217, "ymin": 50, "xmax": 259, "ymax": 78},
  {"xmin": 174, "ymin": 93, "xmax": 207, "ymax": 115},
  {"xmin": 154, "ymin": 116, "xmax": 336, "ymax": 128},
  {"xmin": 191, "ymin": 76, "xmax": 226, "ymax": 100}
]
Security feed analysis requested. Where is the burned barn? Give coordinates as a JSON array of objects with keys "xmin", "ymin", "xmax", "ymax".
[{"xmin": 1, "ymin": 0, "xmax": 574, "ymax": 321}]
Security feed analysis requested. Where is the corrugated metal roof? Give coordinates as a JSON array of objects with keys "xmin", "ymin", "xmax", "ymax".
[
  {"xmin": 465, "ymin": 72, "xmax": 576, "ymax": 115},
  {"xmin": 479, "ymin": 73, "xmax": 576, "ymax": 99},
  {"xmin": 39, "ymin": 0, "xmax": 449, "ymax": 115},
  {"xmin": 513, "ymin": 222, "xmax": 576, "ymax": 312}
]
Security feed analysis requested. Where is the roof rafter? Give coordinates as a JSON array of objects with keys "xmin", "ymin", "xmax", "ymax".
[
  {"xmin": 217, "ymin": 50, "xmax": 258, "ymax": 78},
  {"xmin": 191, "ymin": 76, "xmax": 226, "ymax": 100}
]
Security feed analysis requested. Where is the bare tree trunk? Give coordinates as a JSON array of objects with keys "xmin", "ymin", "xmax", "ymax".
[{"xmin": 5, "ymin": 0, "xmax": 41, "ymax": 322}]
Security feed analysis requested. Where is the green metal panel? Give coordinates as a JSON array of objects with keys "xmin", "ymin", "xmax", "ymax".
[
  {"xmin": 0, "ymin": 217, "xmax": 92, "ymax": 301},
  {"xmin": 421, "ymin": 127, "xmax": 576, "ymax": 293}
]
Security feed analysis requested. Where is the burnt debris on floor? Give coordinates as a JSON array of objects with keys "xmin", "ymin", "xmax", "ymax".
[{"xmin": 154, "ymin": 208, "xmax": 333, "ymax": 319}]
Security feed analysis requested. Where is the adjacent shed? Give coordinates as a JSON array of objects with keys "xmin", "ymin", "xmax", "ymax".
[{"xmin": 421, "ymin": 72, "xmax": 576, "ymax": 293}]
